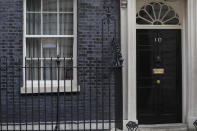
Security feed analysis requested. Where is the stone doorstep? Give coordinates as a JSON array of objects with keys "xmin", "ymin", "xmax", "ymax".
[{"xmin": 138, "ymin": 123, "xmax": 188, "ymax": 131}]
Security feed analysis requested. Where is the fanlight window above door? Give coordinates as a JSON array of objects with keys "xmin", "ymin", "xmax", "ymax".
[{"xmin": 136, "ymin": 2, "xmax": 180, "ymax": 25}]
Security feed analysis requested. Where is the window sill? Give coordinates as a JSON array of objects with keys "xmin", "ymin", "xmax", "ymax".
[{"xmin": 20, "ymin": 81, "xmax": 80, "ymax": 94}]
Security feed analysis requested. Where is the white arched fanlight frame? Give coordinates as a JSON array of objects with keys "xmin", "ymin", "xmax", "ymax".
[{"xmin": 136, "ymin": 2, "xmax": 180, "ymax": 25}]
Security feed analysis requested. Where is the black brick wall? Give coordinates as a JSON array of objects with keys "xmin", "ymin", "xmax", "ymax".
[
  {"xmin": 0, "ymin": 0, "xmax": 121, "ymax": 124},
  {"xmin": 0, "ymin": 0, "xmax": 23, "ymax": 61}
]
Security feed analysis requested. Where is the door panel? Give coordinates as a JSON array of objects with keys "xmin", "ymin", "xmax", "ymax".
[
  {"xmin": 137, "ymin": 29, "xmax": 182, "ymax": 124},
  {"xmin": 137, "ymin": 30, "xmax": 157, "ymax": 123}
]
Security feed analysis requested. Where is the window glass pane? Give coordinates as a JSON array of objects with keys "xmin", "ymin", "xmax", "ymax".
[
  {"xmin": 43, "ymin": 60, "xmax": 57, "ymax": 80},
  {"xmin": 164, "ymin": 18, "xmax": 179, "ymax": 25},
  {"xmin": 160, "ymin": 5, "xmax": 169, "ymax": 20},
  {"xmin": 42, "ymin": 39, "xmax": 57, "ymax": 58},
  {"xmin": 59, "ymin": 38, "xmax": 73, "ymax": 58},
  {"xmin": 43, "ymin": 14, "xmax": 57, "ymax": 35},
  {"xmin": 145, "ymin": 5, "xmax": 155, "ymax": 20},
  {"xmin": 163, "ymin": 10, "xmax": 176, "ymax": 22},
  {"xmin": 26, "ymin": 13, "xmax": 41, "ymax": 35},
  {"xmin": 59, "ymin": 14, "xmax": 73, "ymax": 35},
  {"xmin": 138, "ymin": 10, "xmax": 152, "ymax": 23},
  {"xmin": 27, "ymin": 0, "xmax": 41, "ymax": 12},
  {"xmin": 43, "ymin": 0, "xmax": 57, "ymax": 12},
  {"xmin": 26, "ymin": 38, "xmax": 41, "ymax": 58},
  {"xmin": 153, "ymin": 3, "xmax": 161, "ymax": 19},
  {"xmin": 136, "ymin": 18, "xmax": 151, "ymax": 25},
  {"xmin": 60, "ymin": 60, "xmax": 73, "ymax": 80},
  {"xmin": 59, "ymin": 0, "xmax": 73, "ymax": 12},
  {"xmin": 26, "ymin": 60, "xmax": 41, "ymax": 80}
]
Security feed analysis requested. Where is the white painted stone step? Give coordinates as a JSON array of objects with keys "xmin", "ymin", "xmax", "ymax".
[{"xmin": 138, "ymin": 124, "xmax": 188, "ymax": 131}]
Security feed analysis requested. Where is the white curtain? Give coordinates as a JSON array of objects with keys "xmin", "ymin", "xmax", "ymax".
[
  {"xmin": 59, "ymin": 38, "xmax": 73, "ymax": 80},
  {"xmin": 43, "ymin": 14, "xmax": 57, "ymax": 35},
  {"xmin": 43, "ymin": 0, "xmax": 57, "ymax": 12},
  {"xmin": 26, "ymin": 13, "xmax": 41, "ymax": 35},
  {"xmin": 43, "ymin": 39, "xmax": 57, "ymax": 80},
  {"xmin": 26, "ymin": 0, "xmax": 41, "ymax": 12},
  {"xmin": 26, "ymin": 0, "xmax": 73, "ymax": 35},
  {"xmin": 59, "ymin": 0, "xmax": 73, "ymax": 12},
  {"xmin": 26, "ymin": 38, "xmax": 41, "ymax": 80},
  {"xmin": 60, "ymin": 14, "xmax": 73, "ymax": 35},
  {"xmin": 26, "ymin": 0, "xmax": 74, "ymax": 80},
  {"xmin": 26, "ymin": 38, "xmax": 73, "ymax": 80}
]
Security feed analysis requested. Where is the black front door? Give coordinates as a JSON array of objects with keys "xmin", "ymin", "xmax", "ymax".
[{"xmin": 137, "ymin": 29, "xmax": 182, "ymax": 124}]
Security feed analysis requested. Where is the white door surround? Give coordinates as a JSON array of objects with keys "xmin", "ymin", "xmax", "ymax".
[{"xmin": 120, "ymin": 0, "xmax": 197, "ymax": 130}]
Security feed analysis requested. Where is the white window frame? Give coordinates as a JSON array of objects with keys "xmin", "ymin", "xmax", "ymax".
[{"xmin": 21, "ymin": 0, "xmax": 79, "ymax": 94}]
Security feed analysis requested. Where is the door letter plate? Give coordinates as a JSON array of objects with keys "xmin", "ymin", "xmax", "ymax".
[{"xmin": 153, "ymin": 68, "xmax": 165, "ymax": 74}]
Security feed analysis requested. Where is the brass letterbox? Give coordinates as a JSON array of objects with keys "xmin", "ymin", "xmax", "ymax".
[{"xmin": 153, "ymin": 68, "xmax": 165, "ymax": 74}]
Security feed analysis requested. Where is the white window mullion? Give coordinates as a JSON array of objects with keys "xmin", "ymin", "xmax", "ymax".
[
  {"xmin": 41, "ymin": 39, "xmax": 43, "ymax": 80},
  {"xmin": 26, "ymin": 34, "xmax": 74, "ymax": 38},
  {"xmin": 57, "ymin": 39, "xmax": 59, "ymax": 79},
  {"xmin": 41, "ymin": 0, "xmax": 43, "ymax": 35},
  {"xmin": 23, "ymin": 0, "xmax": 27, "ymax": 86},
  {"xmin": 57, "ymin": 39, "xmax": 60, "ymax": 56},
  {"xmin": 73, "ymin": 0, "xmax": 77, "ymax": 66},
  {"xmin": 41, "ymin": 0, "xmax": 43, "ymax": 80},
  {"xmin": 73, "ymin": 0, "xmax": 77, "ymax": 83},
  {"xmin": 57, "ymin": 0, "xmax": 60, "ymax": 35}
]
